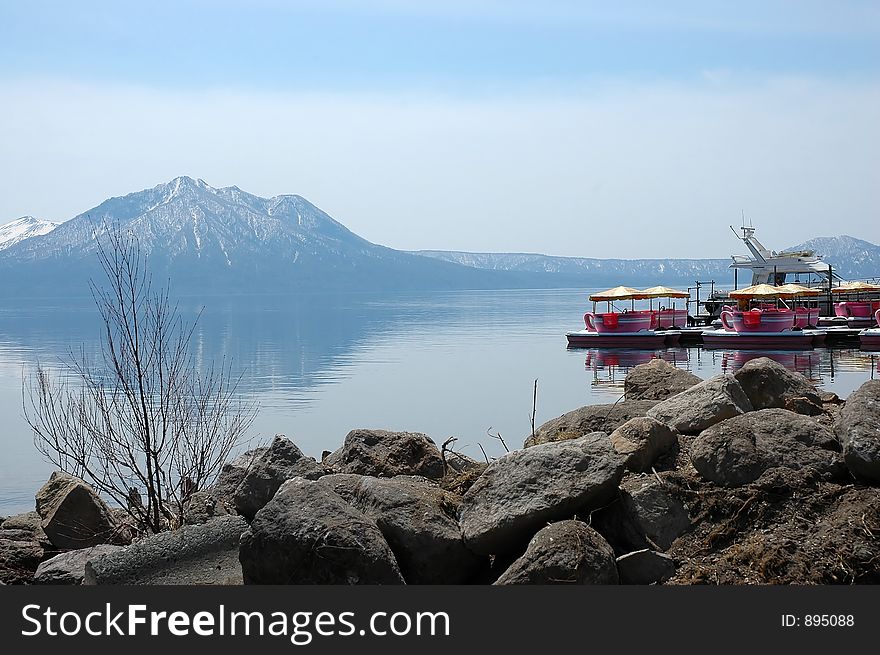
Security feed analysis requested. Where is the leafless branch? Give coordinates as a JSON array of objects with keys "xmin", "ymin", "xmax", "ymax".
[{"xmin": 23, "ymin": 225, "xmax": 257, "ymax": 533}]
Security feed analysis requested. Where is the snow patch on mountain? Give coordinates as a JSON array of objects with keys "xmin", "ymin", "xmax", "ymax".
[{"xmin": 0, "ymin": 216, "xmax": 58, "ymax": 251}]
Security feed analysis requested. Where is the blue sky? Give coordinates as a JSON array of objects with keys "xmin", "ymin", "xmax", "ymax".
[{"xmin": 1, "ymin": 1, "xmax": 878, "ymax": 257}]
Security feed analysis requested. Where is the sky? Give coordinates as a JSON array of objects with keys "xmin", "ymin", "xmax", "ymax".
[{"xmin": 0, "ymin": 0, "xmax": 878, "ymax": 258}]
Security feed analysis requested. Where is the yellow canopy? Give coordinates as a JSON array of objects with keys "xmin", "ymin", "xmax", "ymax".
[
  {"xmin": 831, "ymin": 281, "xmax": 880, "ymax": 293},
  {"xmin": 776, "ymin": 283, "xmax": 821, "ymax": 297},
  {"xmin": 639, "ymin": 285, "xmax": 689, "ymax": 299},
  {"xmin": 729, "ymin": 283, "xmax": 788, "ymax": 299},
  {"xmin": 589, "ymin": 286, "xmax": 647, "ymax": 301}
]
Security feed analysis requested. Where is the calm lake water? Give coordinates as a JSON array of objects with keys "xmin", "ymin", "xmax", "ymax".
[{"xmin": 1, "ymin": 288, "xmax": 877, "ymax": 515}]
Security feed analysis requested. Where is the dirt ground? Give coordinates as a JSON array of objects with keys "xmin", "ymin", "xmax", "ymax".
[{"xmin": 655, "ymin": 442, "xmax": 880, "ymax": 585}]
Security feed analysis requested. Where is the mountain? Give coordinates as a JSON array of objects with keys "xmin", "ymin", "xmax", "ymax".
[
  {"xmin": 788, "ymin": 236, "xmax": 880, "ymax": 281},
  {"xmin": 0, "ymin": 177, "xmax": 535, "ymax": 296},
  {"xmin": 410, "ymin": 250, "xmax": 732, "ymax": 285},
  {"xmin": 411, "ymin": 234, "xmax": 880, "ymax": 285},
  {"xmin": 0, "ymin": 216, "xmax": 58, "ymax": 251},
  {"xmin": 3, "ymin": 178, "xmax": 876, "ymax": 296}
]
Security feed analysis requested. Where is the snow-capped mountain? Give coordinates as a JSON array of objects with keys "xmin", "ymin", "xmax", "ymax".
[
  {"xmin": 2, "ymin": 177, "xmax": 875, "ymax": 296},
  {"xmin": 0, "ymin": 216, "xmax": 58, "ymax": 251},
  {"xmin": 0, "ymin": 177, "xmax": 517, "ymax": 295},
  {"xmin": 788, "ymin": 236, "xmax": 880, "ymax": 281}
]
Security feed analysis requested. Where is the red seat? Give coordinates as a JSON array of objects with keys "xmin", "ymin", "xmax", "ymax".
[{"xmin": 742, "ymin": 310, "xmax": 763, "ymax": 327}]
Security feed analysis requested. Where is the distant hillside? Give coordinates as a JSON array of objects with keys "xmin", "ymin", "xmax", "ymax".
[
  {"xmin": 410, "ymin": 250, "xmax": 732, "ymax": 285},
  {"xmin": 788, "ymin": 236, "xmax": 880, "ymax": 281},
  {"xmin": 411, "ymin": 234, "xmax": 880, "ymax": 285}
]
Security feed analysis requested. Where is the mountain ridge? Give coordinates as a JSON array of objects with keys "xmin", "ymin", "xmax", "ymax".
[
  {"xmin": 0, "ymin": 177, "xmax": 532, "ymax": 296},
  {"xmin": 1, "ymin": 178, "xmax": 877, "ymax": 295},
  {"xmin": 0, "ymin": 216, "xmax": 58, "ymax": 251}
]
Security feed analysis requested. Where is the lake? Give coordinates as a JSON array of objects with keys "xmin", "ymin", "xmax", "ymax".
[{"xmin": 1, "ymin": 288, "xmax": 877, "ymax": 515}]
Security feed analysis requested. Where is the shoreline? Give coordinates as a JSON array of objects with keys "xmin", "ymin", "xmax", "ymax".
[{"xmin": 2, "ymin": 356, "xmax": 878, "ymax": 585}]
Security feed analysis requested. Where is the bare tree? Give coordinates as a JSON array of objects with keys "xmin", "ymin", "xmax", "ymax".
[{"xmin": 24, "ymin": 227, "xmax": 257, "ymax": 532}]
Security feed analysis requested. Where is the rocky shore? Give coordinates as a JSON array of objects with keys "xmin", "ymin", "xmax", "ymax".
[{"xmin": 2, "ymin": 357, "xmax": 878, "ymax": 585}]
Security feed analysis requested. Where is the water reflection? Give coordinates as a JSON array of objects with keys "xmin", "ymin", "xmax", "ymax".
[
  {"xmin": 1, "ymin": 289, "xmax": 878, "ymax": 514},
  {"xmin": 582, "ymin": 346, "xmax": 878, "ymax": 393}
]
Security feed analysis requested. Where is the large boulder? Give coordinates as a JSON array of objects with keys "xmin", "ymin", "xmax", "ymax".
[
  {"xmin": 619, "ymin": 477, "xmax": 690, "ymax": 551},
  {"xmin": 35, "ymin": 472, "xmax": 123, "ymax": 549},
  {"xmin": 85, "ymin": 516, "xmax": 247, "ymax": 585},
  {"xmin": 239, "ymin": 478, "xmax": 404, "ymax": 585},
  {"xmin": 318, "ymin": 475, "xmax": 481, "ymax": 584},
  {"xmin": 493, "ymin": 520, "xmax": 618, "ymax": 585},
  {"xmin": 589, "ymin": 477, "xmax": 690, "ymax": 555},
  {"xmin": 525, "ymin": 401, "xmax": 658, "ymax": 448},
  {"xmin": 233, "ymin": 435, "xmax": 325, "ymax": 519},
  {"xmin": 624, "ymin": 359, "xmax": 702, "ymax": 401},
  {"xmin": 733, "ymin": 357, "xmax": 819, "ymax": 410},
  {"xmin": 213, "ymin": 446, "xmax": 268, "ymax": 499},
  {"xmin": 0, "ymin": 511, "xmax": 51, "ymax": 549},
  {"xmin": 459, "ymin": 433, "xmax": 624, "ymax": 556},
  {"xmin": 690, "ymin": 409, "xmax": 844, "ymax": 487},
  {"xmin": 835, "ymin": 380, "xmax": 880, "ymax": 483},
  {"xmin": 646, "ymin": 375, "xmax": 753, "ymax": 435},
  {"xmin": 324, "ymin": 429, "xmax": 444, "ymax": 479},
  {"xmin": 616, "ymin": 549, "xmax": 677, "ymax": 584},
  {"xmin": 183, "ymin": 490, "xmax": 232, "ymax": 525},
  {"xmin": 0, "ymin": 538, "xmax": 44, "ymax": 584},
  {"xmin": 609, "ymin": 417, "xmax": 679, "ymax": 472},
  {"xmin": 34, "ymin": 545, "xmax": 123, "ymax": 585}
]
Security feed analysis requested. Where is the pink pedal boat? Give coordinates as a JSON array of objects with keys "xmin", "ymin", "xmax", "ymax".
[
  {"xmin": 859, "ymin": 310, "xmax": 880, "ymax": 350},
  {"xmin": 701, "ymin": 284, "xmax": 820, "ymax": 350},
  {"xmin": 566, "ymin": 285, "xmax": 681, "ymax": 348}
]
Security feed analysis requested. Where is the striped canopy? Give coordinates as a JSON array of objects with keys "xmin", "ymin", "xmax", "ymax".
[
  {"xmin": 639, "ymin": 285, "xmax": 689, "ymax": 299},
  {"xmin": 589, "ymin": 286, "xmax": 646, "ymax": 301}
]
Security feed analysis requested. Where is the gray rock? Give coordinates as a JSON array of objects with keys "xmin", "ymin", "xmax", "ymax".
[
  {"xmin": 525, "ymin": 400, "xmax": 659, "ymax": 448},
  {"xmin": 784, "ymin": 395, "xmax": 825, "ymax": 416},
  {"xmin": 734, "ymin": 357, "xmax": 819, "ymax": 410},
  {"xmin": 315, "ymin": 473, "xmax": 364, "ymax": 505},
  {"xmin": 233, "ymin": 435, "xmax": 325, "ymax": 519},
  {"xmin": 0, "ymin": 538, "xmax": 44, "ymax": 583},
  {"xmin": 35, "ymin": 471, "xmax": 123, "ymax": 549},
  {"xmin": 1, "ymin": 511, "xmax": 42, "ymax": 532},
  {"xmin": 1, "ymin": 512, "xmax": 52, "ymax": 549},
  {"xmin": 325, "ymin": 475, "xmax": 482, "ymax": 584},
  {"xmin": 0, "ymin": 529, "xmax": 39, "ymax": 542},
  {"xmin": 609, "ymin": 417, "xmax": 679, "ymax": 472},
  {"xmin": 616, "ymin": 549, "xmax": 677, "ymax": 584},
  {"xmin": 459, "ymin": 433, "xmax": 624, "ymax": 556},
  {"xmin": 624, "ymin": 359, "xmax": 702, "ymax": 401},
  {"xmin": 34, "ymin": 545, "xmax": 123, "ymax": 585},
  {"xmin": 84, "ymin": 516, "xmax": 248, "ymax": 585},
  {"xmin": 443, "ymin": 450, "xmax": 483, "ymax": 475},
  {"xmin": 494, "ymin": 520, "xmax": 618, "ymax": 585},
  {"xmin": 835, "ymin": 380, "xmax": 880, "ymax": 483},
  {"xmin": 324, "ymin": 429, "xmax": 444, "ymax": 479},
  {"xmin": 690, "ymin": 409, "xmax": 844, "ymax": 487},
  {"xmin": 239, "ymin": 478, "xmax": 404, "ymax": 585},
  {"xmin": 620, "ymin": 477, "xmax": 690, "ymax": 551},
  {"xmin": 647, "ymin": 375, "xmax": 753, "ymax": 434},
  {"xmin": 183, "ymin": 489, "xmax": 232, "ymax": 525},
  {"xmin": 213, "ymin": 446, "xmax": 268, "ymax": 499}
]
